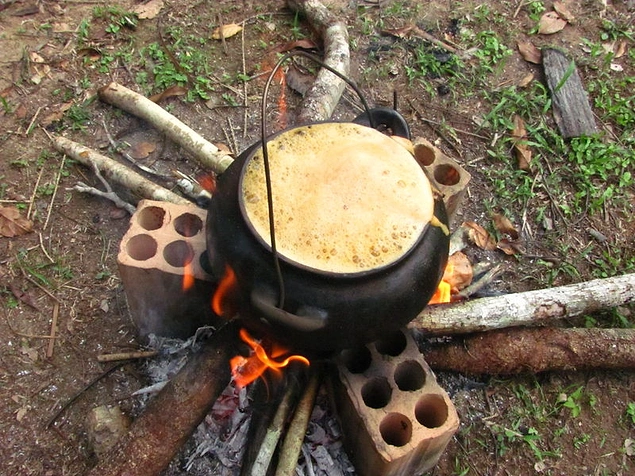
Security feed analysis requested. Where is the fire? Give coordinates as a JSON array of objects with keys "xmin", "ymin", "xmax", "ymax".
[
  {"xmin": 428, "ymin": 262, "xmax": 455, "ymax": 305},
  {"xmin": 230, "ymin": 328, "xmax": 310, "ymax": 387},
  {"xmin": 182, "ymin": 261, "xmax": 195, "ymax": 292},
  {"xmin": 212, "ymin": 265, "xmax": 237, "ymax": 316}
]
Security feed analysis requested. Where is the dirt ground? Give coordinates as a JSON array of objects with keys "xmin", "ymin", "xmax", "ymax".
[{"xmin": 1, "ymin": 0, "xmax": 634, "ymax": 475}]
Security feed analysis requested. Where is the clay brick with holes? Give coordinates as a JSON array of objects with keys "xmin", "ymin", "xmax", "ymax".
[
  {"xmin": 413, "ymin": 137, "xmax": 471, "ymax": 225},
  {"xmin": 117, "ymin": 200, "xmax": 221, "ymax": 339},
  {"xmin": 329, "ymin": 329, "xmax": 459, "ymax": 476}
]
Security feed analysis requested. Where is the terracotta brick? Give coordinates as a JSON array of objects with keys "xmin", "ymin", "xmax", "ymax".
[
  {"xmin": 117, "ymin": 200, "xmax": 221, "ymax": 339},
  {"xmin": 413, "ymin": 137, "xmax": 471, "ymax": 225},
  {"xmin": 330, "ymin": 329, "xmax": 459, "ymax": 476}
]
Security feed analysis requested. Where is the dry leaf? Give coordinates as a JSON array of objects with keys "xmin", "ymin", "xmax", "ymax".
[
  {"xmin": 149, "ymin": 85, "xmax": 188, "ymax": 103},
  {"xmin": 614, "ymin": 40, "xmax": 627, "ymax": 58},
  {"xmin": 443, "ymin": 251, "xmax": 473, "ymax": 293},
  {"xmin": 129, "ymin": 141, "xmax": 156, "ymax": 159},
  {"xmin": 493, "ymin": 213, "xmax": 519, "ymax": 240},
  {"xmin": 134, "ymin": 0, "xmax": 164, "ymax": 20},
  {"xmin": 518, "ymin": 72, "xmax": 535, "ymax": 88},
  {"xmin": 538, "ymin": 12, "xmax": 567, "ymax": 35},
  {"xmin": 9, "ymin": 283, "xmax": 41, "ymax": 311},
  {"xmin": 270, "ymin": 39, "xmax": 318, "ymax": 54},
  {"xmin": 29, "ymin": 52, "xmax": 45, "ymax": 63},
  {"xmin": 517, "ymin": 41, "xmax": 542, "ymax": 64},
  {"xmin": 512, "ymin": 115, "xmax": 532, "ymax": 170},
  {"xmin": 381, "ymin": 26, "xmax": 414, "ymax": 38},
  {"xmin": 463, "ymin": 221, "xmax": 497, "ymax": 251},
  {"xmin": 211, "ymin": 23, "xmax": 243, "ymax": 40},
  {"xmin": 497, "ymin": 238, "xmax": 525, "ymax": 256},
  {"xmin": 553, "ymin": 1, "xmax": 575, "ymax": 22},
  {"xmin": 0, "ymin": 205, "xmax": 33, "ymax": 237}
]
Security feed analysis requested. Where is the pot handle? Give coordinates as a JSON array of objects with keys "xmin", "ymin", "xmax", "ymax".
[
  {"xmin": 250, "ymin": 289, "xmax": 328, "ymax": 333},
  {"xmin": 353, "ymin": 107, "xmax": 411, "ymax": 139}
]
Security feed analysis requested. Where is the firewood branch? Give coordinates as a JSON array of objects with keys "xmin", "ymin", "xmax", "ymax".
[
  {"xmin": 411, "ymin": 273, "xmax": 635, "ymax": 336},
  {"xmin": 98, "ymin": 82, "xmax": 234, "ymax": 174},
  {"xmin": 287, "ymin": 0, "xmax": 350, "ymax": 123}
]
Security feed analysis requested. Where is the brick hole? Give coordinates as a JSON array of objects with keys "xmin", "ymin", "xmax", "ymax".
[
  {"xmin": 136, "ymin": 206, "xmax": 166, "ymax": 230},
  {"xmin": 415, "ymin": 394, "xmax": 448, "ymax": 428},
  {"xmin": 164, "ymin": 240, "xmax": 195, "ymax": 268},
  {"xmin": 434, "ymin": 164, "xmax": 460, "ymax": 186},
  {"xmin": 394, "ymin": 360, "xmax": 426, "ymax": 391},
  {"xmin": 374, "ymin": 330, "xmax": 407, "ymax": 356},
  {"xmin": 126, "ymin": 234, "xmax": 157, "ymax": 261},
  {"xmin": 174, "ymin": 213, "xmax": 203, "ymax": 237},
  {"xmin": 379, "ymin": 412, "xmax": 412, "ymax": 447},
  {"xmin": 414, "ymin": 142, "xmax": 435, "ymax": 166},
  {"xmin": 340, "ymin": 346, "xmax": 372, "ymax": 374},
  {"xmin": 361, "ymin": 377, "xmax": 392, "ymax": 409}
]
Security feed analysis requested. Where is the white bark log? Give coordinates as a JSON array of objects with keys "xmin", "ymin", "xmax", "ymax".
[
  {"xmin": 53, "ymin": 135, "xmax": 191, "ymax": 205},
  {"xmin": 411, "ymin": 273, "xmax": 635, "ymax": 336},
  {"xmin": 98, "ymin": 82, "xmax": 234, "ymax": 174},
  {"xmin": 287, "ymin": 0, "xmax": 350, "ymax": 123}
]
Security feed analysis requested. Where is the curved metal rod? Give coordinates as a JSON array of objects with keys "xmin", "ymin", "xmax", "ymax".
[{"xmin": 259, "ymin": 50, "xmax": 375, "ymax": 309}]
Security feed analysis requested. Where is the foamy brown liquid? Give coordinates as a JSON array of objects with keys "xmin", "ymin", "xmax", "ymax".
[{"xmin": 240, "ymin": 123, "xmax": 434, "ymax": 274}]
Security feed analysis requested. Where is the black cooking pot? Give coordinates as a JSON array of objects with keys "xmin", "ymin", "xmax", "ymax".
[{"xmin": 206, "ymin": 109, "xmax": 449, "ymax": 357}]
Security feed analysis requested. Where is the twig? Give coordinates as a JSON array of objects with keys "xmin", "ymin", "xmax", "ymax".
[
  {"xmin": 274, "ymin": 367, "xmax": 322, "ymax": 476},
  {"xmin": 26, "ymin": 106, "xmax": 41, "ymax": 136},
  {"xmin": 241, "ymin": 19, "xmax": 248, "ymax": 139},
  {"xmin": 97, "ymin": 350, "xmax": 159, "ymax": 363},
  {"xmin": 38, "ymin": 232, "xmax": 55, "ymax": 263},
  {"xmin": 27, "ymin": 165, "xmax": 45, "ymax": 220},
  {"xmin": 43, "ymin": 154, "xmax": 65, "ymax": 231},
  {"xmin": 75, "ymin": 160, "xmax": 137, "ymax": 215},
  {"xmin": 14, "ymin": 253, "xmax": 61, "ymax": 303},
  {"xmin": 457, "ymin": 263, "xmax": 506, "ymax": 299},
  {"xmin": 46, "ymin": 362, "xmax": 125, "ymax": 428},
  {"xmin": 46, "ymin": 302, "xmax": 59, "ymax": 358}
]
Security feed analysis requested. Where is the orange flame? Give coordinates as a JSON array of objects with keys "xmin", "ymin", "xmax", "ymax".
[
  {"xmin": 182, "ymin": 261, "xmax": 195, "ymax": 292},
  {"xmin": 428, "ymin": 262, "xmax": 455, "ymax": 305},
  {"xmin": 212, "ymin": 265, "xmax": 237, "ymax": 316},
  {"xmin": 230, "ymin": 328, "xmax": 310, "ymax": 387}
]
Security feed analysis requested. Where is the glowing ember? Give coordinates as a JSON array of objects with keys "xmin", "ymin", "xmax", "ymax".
[
  {"xmin": 231, "ymin": 328, "xmax": 310, "ymax": 387},
  {"xmin": 212, "ymin": 265, "xmax": 237, "ymax": 316},
  {"xmin": 197, "ymin": 172, "xmax": 216, "ymax": 194}
]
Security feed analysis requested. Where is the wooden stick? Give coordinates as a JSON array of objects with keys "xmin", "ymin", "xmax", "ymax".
[
  {"xmin": 274, "ymin": 366, "xmax": 322, "ymax": 476},
  {"xmin": 287, "ymin": 0, "xmax": 350, "ymax": 123},
  {"xmin": 411, "ymin": 273, "xmax": 635, "ymax": 336},
  {"xmin": 98, "ymin": 82, "xmax": 234, "ymax": 174},
  {"xmin": 423, "ymin": 327, "xmax": 635, "ymax": 375},
  {"xmin": 87, "ymin": 321, "xmax": 240, "ymax": 476},
  {"xmin": 52, "ymin": 135, "xmax": 191, "ymax": 206},
  {"xmin": 46, "ymin": 302, "xmax": 59, "ymax": 358},
  {"xmin": 97, "ymin": 350, "xmax": 159, "ymax": 363}
]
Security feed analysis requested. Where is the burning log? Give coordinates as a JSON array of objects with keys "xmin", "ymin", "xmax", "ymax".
[
  {"xmin": 88, "ymin": 322, "xmax": 240, "ymax": 476},
  {"xmin": 412, "ymin": 273, "xmax": 635, "ymax": 336},
  {"xmin": 423, "ymin": 327, "xmax": 635, "ymax": 375},
  {"xmin": 98, "ymin": 82, "xmax": 234, "ymax": 174},
  {"xmin": 287, "ymin": 0, "xmax": 350, "ymax": 123}
]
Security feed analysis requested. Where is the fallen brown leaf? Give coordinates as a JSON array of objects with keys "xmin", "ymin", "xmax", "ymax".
[
  {"xmin": 269, "ymin": 39, "xmax": 318, "ymax": 54},
  {"xmin": 381, "ymin": 26, "xmax": 414, "ymax": 38},
  {"xmin": 463, "ymin": 221, "xmax": 497, "ymax": 251},
  {"xmin": 129, "ymin": 141, "xmax": 157, "ymax": 160},
  {"xmin": 553, "ymin": 1, "xmax": 575, "ymax": 22},
  {"xmin": 512, "ymin": 115, "xmax": 532, "ymax": 170},
  {"xmin": 0, "ymin": 205, "xmax": 33, "ymax": 237},
  {"xmin": 8, "ymin": 283, "xmax": 41, "ymax": 311},
  {"xmin": 443, "ymin": 251, "xmax": 473, "ymax": 293},
  {"xmin": 149, "ymin": 85, "xmax": 188, "ymax": 103},
  {"xmin": 518, "ymin": 72, "xmax": 535, "ymax": 88},
  {"xmin": 614, "ymin": 40, "xmax": 627, "ymax": 58},
  {"xmin": 497, "ymin": 237, "xmax": 525, "ymax": 256},
  {"xmin": 517, "ymin": 41, "xmax": 542, "ymax": 64},
  {"xmin": 211, "ymin": 23, "xmax": 243, "ymax": 40},
  {"xmin": 134, "ymin": 0, "xmax": 164, "ymax": 20},
  {"xmin": 538, "ymin": 12, "xmax": 567, "ymax": 35},
  {"xmin": 493, "ymin": 213, "xmax": 519, "ymax": 240}
]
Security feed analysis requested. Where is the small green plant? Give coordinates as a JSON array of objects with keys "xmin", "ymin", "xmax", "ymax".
[
  {"xmin": 626, "ymin": 402, "xmax": 635, "ymax": 424},
  {"xmin": 558, "ymin": 386, "xmax": 584, "ymax": 418},
  {"xmin": 573, "ymin": 433, "xmax": 591, "ymax": 449},
  {"xmin": 64, "ymin": 103, "xmax": 92, "ymax": 130}
]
